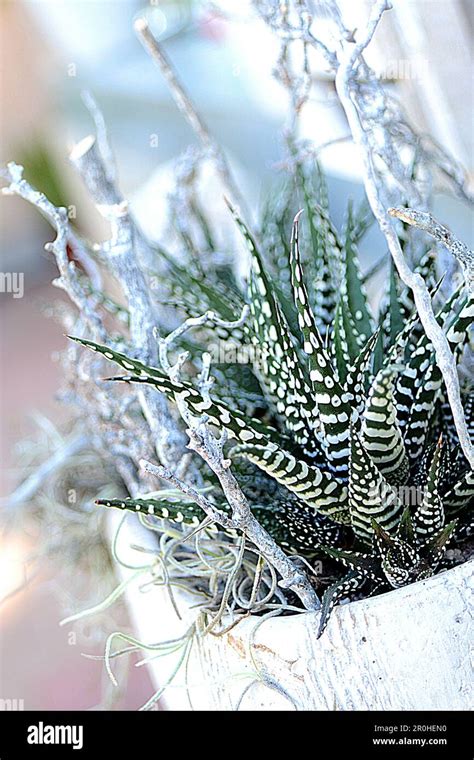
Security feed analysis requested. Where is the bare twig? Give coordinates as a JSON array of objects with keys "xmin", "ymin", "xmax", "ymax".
[
  {"xmin": 68, "ymin": 135, "xmax": 187, "ymax": 468},
  {"xmin": 81, "ymin": 90, "xmax": 117, "ymax": 185},
  {"xmin": 134, "ymin": 16, "xmax": 249, "ymax": 220},
  {"xmin": 1, "ymin": 163, "xmax": 107, "ymax": 340},
  {"xmin": 144, "ymin": 309, "xmax": 321, "ymax": 612},
  {"xmin": 1, "ymin": 435, "xmax": 90, "ymax": 509},
  {"xmin": 156, "ymin": 304, "xmax": 249, "ymax": 373},
  {"xmin": 140, "ymin": 460, "xmax": 233, "ymax": 528},
  {"xmin": 141, "ymin": 452, "xmax": 320, "ymax": 612},
  {"xmin": 388, "ymin": 207, "xmax": 474, "ymax": 291}
]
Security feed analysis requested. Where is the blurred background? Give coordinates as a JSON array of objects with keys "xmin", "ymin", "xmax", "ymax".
[{"xmin": 0, "ymin": 0, "xmax": 472, "ymax": 710}]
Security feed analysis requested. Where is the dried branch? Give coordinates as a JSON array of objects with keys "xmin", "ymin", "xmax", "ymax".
[
  {"xmin": 1, "ymin": 162, "xmax": 107, "ymax": 340},
  {"xmin": 145, "ymin": 309, "xmax": 321, "ymax": 611},
  {"xmin": 388, "ymin": 207, "xmax": 474, "ymax": 291},
  {"xmin": 141, "ymin": 440, "xmax": 320, "ymax": 611},
  {"xmin": 68, "ymin": 134, "xmax": 187, "ymax": 468},
  {"xmin": 1, "ymin": 435, "xmax": 91, "ymax": 509},
  {"xmin": 133, "ymin": 16, "xmax": 250, "ymax": 221},
  {"xmin": 156, "ymin": 304, "xmax": 250, "ymax": 374},
  {"xmin": 81, "ymin": 90, "xmax": 117, "ymax": 186}
]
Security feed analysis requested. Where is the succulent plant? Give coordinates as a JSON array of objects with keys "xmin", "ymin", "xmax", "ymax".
[{"xmin": 71, "ymin": 166, "xmax": 473, "ymax": 636}]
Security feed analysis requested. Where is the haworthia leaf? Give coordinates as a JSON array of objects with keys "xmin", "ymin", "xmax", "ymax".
[
  {"xmin": 296, "ymin": 165, "xmax": 339, "ymax": 335},
  {"xmin": 395, "ymin": 284, "xmax": 464, "ymax": 429},
  {"xmin": 362, "ymin": 367, "xmax": 409, "ymax": 485},
  {"xmin": 68, "ymin": 335, "xmax": 286, "ymax": 447},
  {"xmin": 404, "ymin": 295, "xmax": 473, "ymax": 460},
  {"xmin": 423, "ymin": 521, "xmax": 458, "ymax": 571},
  {"xmin": 343, "ymin": 329, "xmax": 380, "ymax": 415},
  {"xmin": 372, "ymin": 519, "xmax": 421, "ymax": 588},
  {"xmin": 349, "ymin": 429, "xmax": 403, "ymax": 542},
  {"xmin": 396, "ymin": 507, "xmax": 415, "ymax": 544},
  {"xmin": 227, "ymin": 200, "xmax": 319, "ymax": 455},
  {"xmin": 317, "ymin": 570, "xmax": 365, "ymax": 638},
  {"xmin": 341, "ymin": 201, "xmax": 373, "ymax": 345},
  {"xmin": 443, "ymin": 470, "xmax": 474, "ymax": 515},
  {"xmin": 252, "ymin": 500, "xmax": 345, "ymax": 553},
  {"xmin": 70, "ymin": 336, "xmax": 349, "ymax": 522},
  {"xmin": 333, "ymin": 297, "xmax": 362, "ymax": 384},
  {"xmin": 96, "ymin": 496, "xmax": 227, "ymax": 532},
  {"xmin": 413, "ymin": 438, "xmax": 444, "ymax": 540},
  {"xmin": 350, "ymin": 198, "xmax": 374, "ymax": 244},
  {"xmin": 290, "ymin": 213, "xmax": 352, "ymax": 478},
  {"xmin": 231, "ymin": 440, "xmax": 349, "ymax": 523},
  {"xmin": 320, "ymin": 546, "xmax": 381, "ymax": 581}
]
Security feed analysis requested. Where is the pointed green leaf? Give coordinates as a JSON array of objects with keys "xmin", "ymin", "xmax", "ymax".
[
  {"xmin": 68, "ymin": 335, "xmax": 285, "ymax": 447},
  {"xmin": 404, "ymin": 294, "xmax": 473, "ymax": 460},
  {"xmin": 71, "ymin": 336, "xmax": 349, "ymax": 522},
  {"xmin": 227, "ymin": 200, "xmax": 319, "ymax": 455},
  {"xmin": 290, "ymin": 213, "xmax": 352, "ymax": 478},
  {"xmin": 422, "ymin": 520, "xmax": 458, "ymax": 572},
  {"xmin": 349, "ymin": 429, "xmax": 404, "ymax": 542},
  {"xmin": 343, "ymin": 329, "xmax": 380, "ymax": 415},
  {"xmin": 317, "ymin": 570, "xmax": 365, "ymax": 638},
  {"xmin": 396, "ymin": 507, "xmax": 415, "ymax": 543},
  {"xmin": 341, "ymin": 201, "xmax": 373, "ymax": 344},
  {"xmin": 96, "ymin": 496, "xmax": 223, "ymax": 529},
  {"xmin": 320, "ymin": 546, "xmax": 381, "ymax": 580},
  {"xmin": 395, "ymin": 284, "xmax": 465, "ymax": 430},
  {"xmin": 372, "ymin": 519, "xmax": 421, "ymax": 588},
  {"xmin": 443, "ymin": 470, "xmax": 474, "ymax": 515},
  {"xmin": 231, "ymin": 440, "xmax": 349, "ymax": 524},
  {"xmin": 413, "ymin": 438, "xmax": 444, "ymax": 539},
  {"xmin": 362, "ymin": 367, "xmax": 409, "ymax": 485}
]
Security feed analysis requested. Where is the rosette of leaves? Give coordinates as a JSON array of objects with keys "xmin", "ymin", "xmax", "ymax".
[{"xmin": 71, "ymin": 167, "xmax": 473, "ymax": 636}]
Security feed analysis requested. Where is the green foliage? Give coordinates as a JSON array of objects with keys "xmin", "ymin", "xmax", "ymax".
[{"xmin": 73, "ymin": 168, "xmax": 473, "ymax": 635}]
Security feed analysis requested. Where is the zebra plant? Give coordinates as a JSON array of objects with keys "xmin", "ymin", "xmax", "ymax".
[{"xmin": 71, "ymin": 167, "xmax": 473, "ymax": 636}]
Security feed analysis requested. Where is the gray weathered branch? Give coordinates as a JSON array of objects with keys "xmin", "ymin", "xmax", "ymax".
[
  {"xmin": 388, "ymin": 207, "xmax": 474, "ymax": 291},
  {"xmin": 145, "ymin": 310, "xmax": 321, "ymax": 611},
  {"xmin": 134, "ymin": 16, "xmax": 249, "ymax": 221},
  {"xmin": 1, "ymin": 163, "xmax": 107, "ymax": 340},
  {"xmin": 69, "ymin": 134, "xmax": 187, "ymax": 468}
]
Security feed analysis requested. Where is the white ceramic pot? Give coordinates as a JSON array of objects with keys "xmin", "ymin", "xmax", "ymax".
[{"xmin": 109, "ymin": 512, "xmax": 473, "ymax": 711}]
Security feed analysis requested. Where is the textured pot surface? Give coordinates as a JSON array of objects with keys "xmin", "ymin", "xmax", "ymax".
[{"xmin": 111, "ymin": 514, "xmax": 473, "ymax": 710}]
